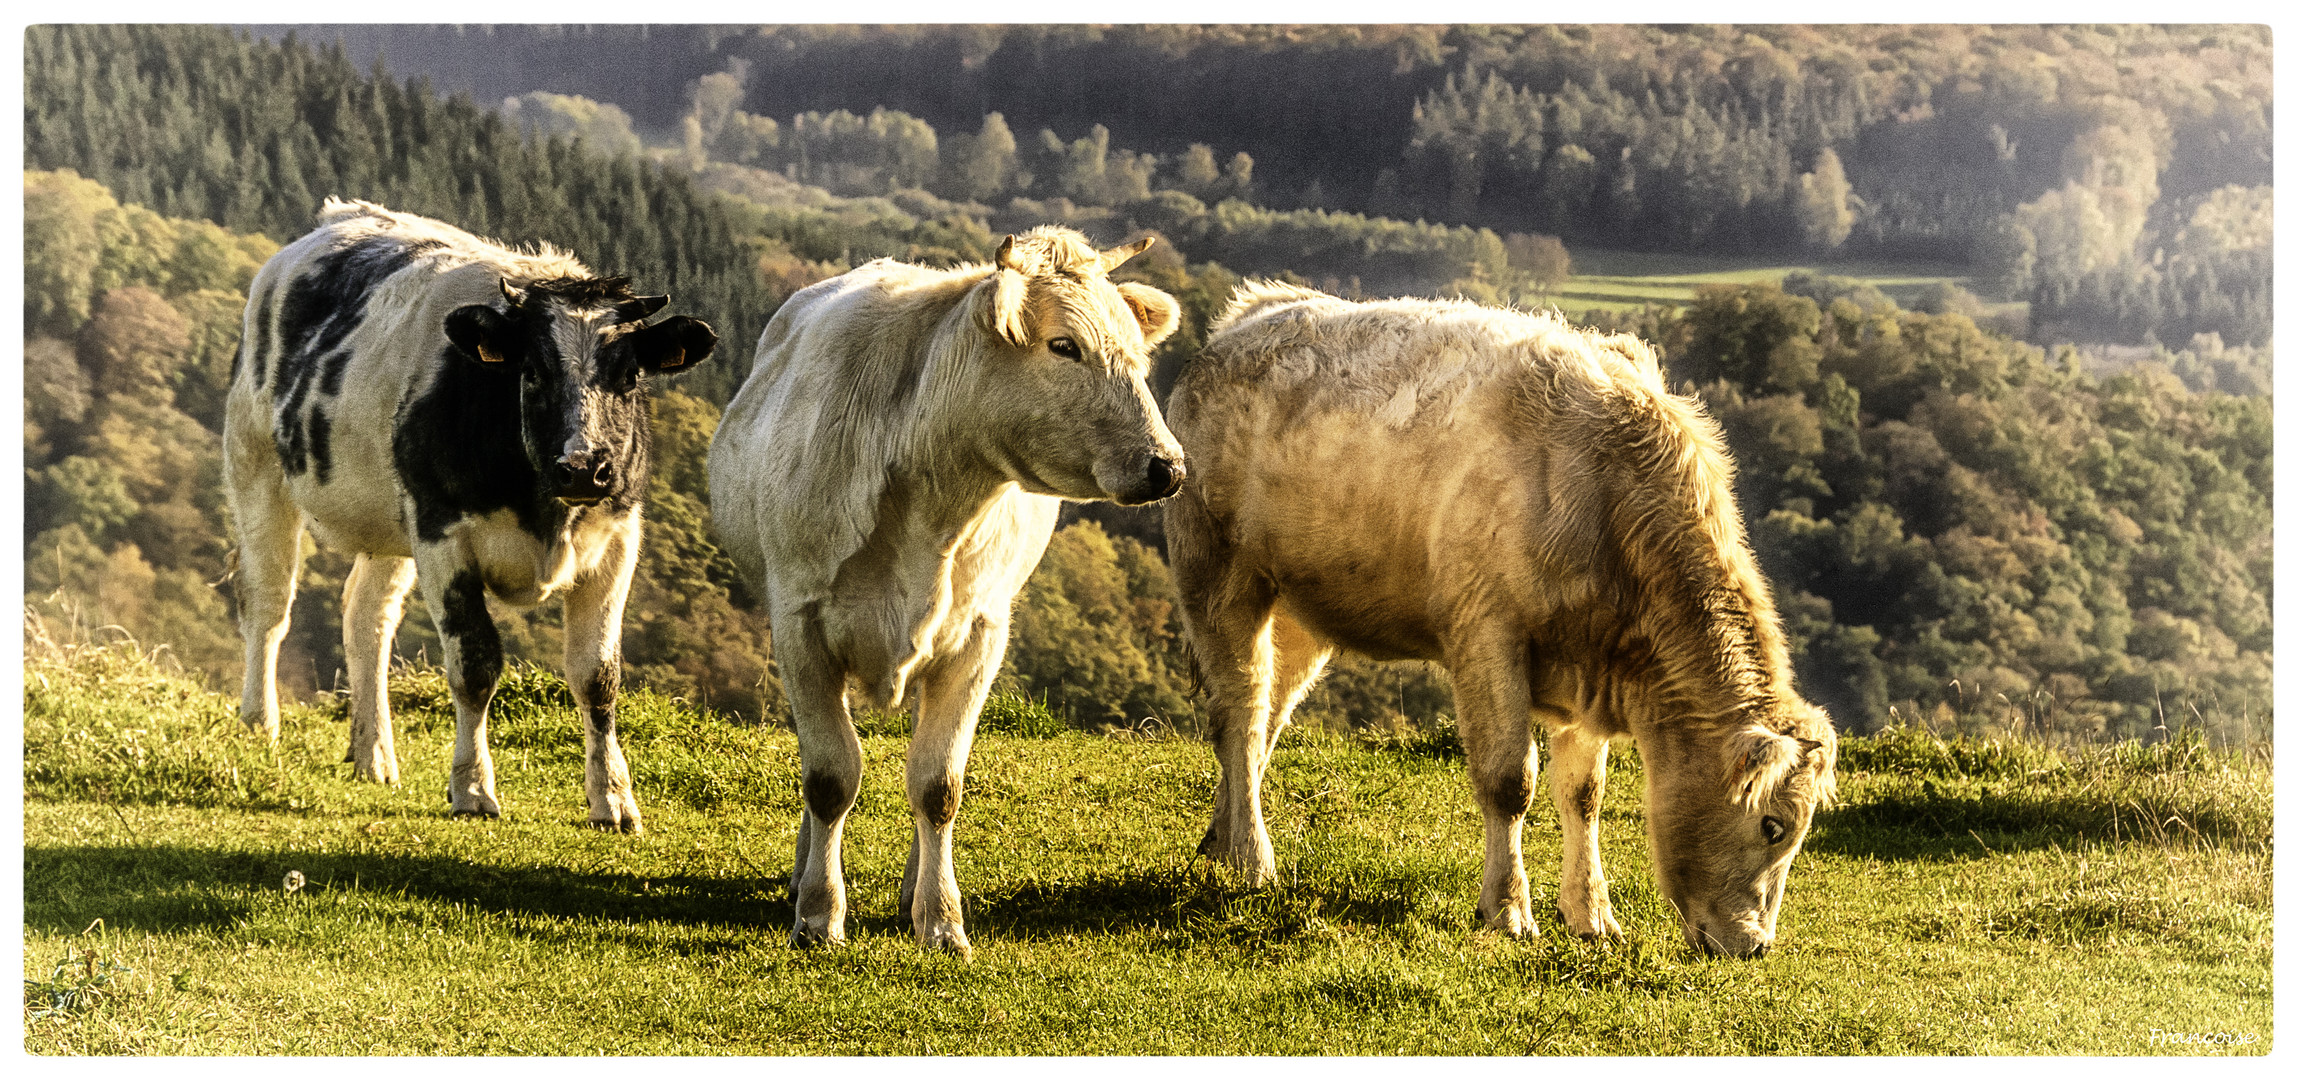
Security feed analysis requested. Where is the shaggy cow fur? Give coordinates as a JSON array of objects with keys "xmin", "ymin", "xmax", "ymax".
[{"xmin": 1164, "ymin": 282, "xmax": 1836, "ymax": 957}]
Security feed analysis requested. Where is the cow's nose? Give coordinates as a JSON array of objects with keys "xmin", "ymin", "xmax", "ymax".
[
  {"xmin": 1747, "ymin": 941, "xmax": 1771, "ymax": 959},
  {"xmin": 554, "ymin": 455, "xmax": 614, "ymax": 503},
  {"xmin": 1144, "ymin": 454, "xmax": 1186, "ymax": 499}
]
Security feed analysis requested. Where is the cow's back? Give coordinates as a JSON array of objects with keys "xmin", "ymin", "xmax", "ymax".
[
  {"xmin": 710, "ymin": 259, "xmax": 985, "ymax": 601},
  {"xmin": 1170, "ymin": 286, "xmax": 1671, "ymax": 659}
]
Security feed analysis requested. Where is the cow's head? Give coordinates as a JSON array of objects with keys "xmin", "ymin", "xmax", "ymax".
[
  {"xmin": 444, "ymin": 276, "xmax": 717, "ymax": 507},
  {"xmin": 963, "ymin": 228, "xmax": 1186, "ymax": 505},
  {"xmin": 1642, "ymin": 695, "xmax": 1837, "ymax": 958}
]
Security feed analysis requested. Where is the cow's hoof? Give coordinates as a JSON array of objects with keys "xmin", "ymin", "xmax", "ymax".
[
  {"xmin": 1571, "ymin": 912, "xmax": 1624, "ymax": 940},
  {"xmin": 1478, "ymin": 903, "xmax": 1539, "ymax": 939},
  {"xmin": 349, "ymin": 760, "xmax": 397, "ymax": 785},
  {"xmin": 587, "ymin": 794, "xmax": 644, "ymax": 834},
  {"xmin": 1201, "ymin": 838, "xmax": 1277, "ymax": 887},
  {"xmin": 450, "ymin": 807, "xmax": 501, "ymax": 820},
  {"xmin": 789, "ymin": 923, "xmax": 846, "ymax": 950},
  {"xmin": 918, "ymin": 922, "xmax": 973, "ymax": 960}
]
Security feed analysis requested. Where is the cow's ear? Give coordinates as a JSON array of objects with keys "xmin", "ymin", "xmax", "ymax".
[
  {"xmin": 617, "ymin": 294, "xmax": 669, "ymax": 323},
  {"xmin": 978, "ymin": 267, "xmax": 1031, "ymax": 347},
  {"xmin": 1116, "ymin": 282, "xmax": 1180, "ymax": 347},
  {"xmin": 445, "ymin": 304, "xmax": 513, "ymax": 364},
  {"xmin": 1723, "ymin": 725, "xmax": 1801, "ymax": 807},
  {"xmin": 632, "ymin": 315, "xmax": 718, "ymax": 373}
]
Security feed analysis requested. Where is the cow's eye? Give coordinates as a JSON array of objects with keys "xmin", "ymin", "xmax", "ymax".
[
  {"xmin": 1047, "ymin": 337, "xmax": 1084, "ymax": 361},
  {"xmin": 1760, "ymin": 816, "xmax": 1789, "ymax": 845}
]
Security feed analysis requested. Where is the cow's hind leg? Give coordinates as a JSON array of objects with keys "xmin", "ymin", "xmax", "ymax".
[
  {"xmin": 781, "ymin": 608, "xmax": 861, "ymax": 948},
  {"xmin": 342, "ymin": 553, "xmax": 418, "ymax": 783},
  {"xmin": 564, "ymin": 516, "xmax": 644, "ymax": 833},
  {"xmin": 900, "ymin": 614, "xmax": 1004, "ymax": 958},
  {"xmin": 1548, "ymin": 722, "xmax": 1623, "ymax": 938},
  {"xmin": 1448, "ymin": 630, "xmax": 1541, "ymax": 938},
  {"xmin": 227, "ymin": 463, "xmax": 304, "ymax": 740},
  {"xmin": 1262, "ymin": 611, "xmax": 1333, "ymax": 758},
  {"xmin": 1182, "ymin": 573, "xmax": 1282, "ymax": 884},
  {"xmin": 1224, "ymin": 610, "xmax": 1333, "ymax": 848},
  {"xmin": 416, "ymin": 550, "xmax": 504, "ymax": 818}
]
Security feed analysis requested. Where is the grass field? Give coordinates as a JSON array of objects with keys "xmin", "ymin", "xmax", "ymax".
[
  {"xmin": 1539, "ymin": 250, "xmax": 2025, "ymax": 326},
  {"xmin": 22, "ymin": 640, "xmax": 2273, "ymax": 1055}
]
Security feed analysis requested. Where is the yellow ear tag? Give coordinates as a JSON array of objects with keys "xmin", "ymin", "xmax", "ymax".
[{"xmin": 477, "ymin": 343, "xmax": 505, "ymax": 363}]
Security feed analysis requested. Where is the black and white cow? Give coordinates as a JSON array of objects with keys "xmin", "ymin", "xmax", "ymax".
[{"xmin": 223, "ymin": 198, "xmax": 716, "ymax": 830}]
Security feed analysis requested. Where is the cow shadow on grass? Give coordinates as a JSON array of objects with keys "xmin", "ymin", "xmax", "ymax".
[
  {"xmin": 940, "ymin": 864, "xmax": 1466, "ymax": 945},
  {"xmin": 22, "ymin": 842, "xmax": 793, "ymax": 938},
  {"xmin": 1809, "ymin": 783, "xmax": 2266, "ymax": 862},
  {"xmin": 29, "ymin": 840, "xmax": 1460, "ymax": 950}
]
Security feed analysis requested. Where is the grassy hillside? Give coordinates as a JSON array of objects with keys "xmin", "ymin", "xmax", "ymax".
[
  {"xmin": 22, "ymin": 637, "xmax": 2272, "ymax": 1055},
  {"xmin": 1543, "ymin": 250, "xmax": 2021, "ymax": 324}
]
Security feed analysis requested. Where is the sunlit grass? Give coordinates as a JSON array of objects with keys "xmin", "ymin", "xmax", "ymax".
[{"xmin": 22, "ymin": 638, "xmax": 2273, "ymax": 1054}]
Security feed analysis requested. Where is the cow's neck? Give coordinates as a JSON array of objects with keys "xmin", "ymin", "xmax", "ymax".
[{"xmin": 1634, "ymin": 556, "xmax": 1796, "ymax": 726}]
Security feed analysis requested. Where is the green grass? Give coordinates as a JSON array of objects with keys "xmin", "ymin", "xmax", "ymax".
[
  {"xmin": 22, "ymin": 641, "xmax": 2273, "ymax": 1054},
  {"xmin": 1536, "ymin": 249, "xmax": 2024, "ymax": 324}
]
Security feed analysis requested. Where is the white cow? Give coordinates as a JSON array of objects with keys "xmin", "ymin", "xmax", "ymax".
[
  {"xmin": 709, "ymin": 227, "xmax": 1185, "ymax": 956},
  {"xmin": 1163, "ymin": 282, "xmax": 1837, "ymax": 957},
  {"xmin": 224, "ymin": 198, "xmax": 716, "ymax": 830}
]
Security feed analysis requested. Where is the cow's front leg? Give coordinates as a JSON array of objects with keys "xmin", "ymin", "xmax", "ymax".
[
  {"xmin": 901, "ymin": 615, "xmax": 1004, "ymax": 958},
  {"xmin": 417, "ymin": 550, "xmax": 503, "ymax": 818},
  {"xmin": 780, "ymin": 609, "xmax": 861, "ymax": 948},
  {"xmin": 1547, "ymin": 722, "xmax": 1623, "ymax": 938},
  {"xmin": 1449, "ymin": 632, "xmax": 1540, "ymax": 938},
  {"xmin": 564, "ymin": 514, "xmax": 643, "ymax": 833},
  {"xmin": 342, "ymin": 553, "xmax": 419, "ymax": 784}
]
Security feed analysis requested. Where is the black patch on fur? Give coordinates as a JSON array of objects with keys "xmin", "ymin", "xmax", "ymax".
[
  {"xmin": 1573, "ymin": 777, "xmax": 1602, "ymax": 822},
  {"xmin": 272, "ymin": 237, "xmax": 437, "ymax": 475},
  {"xmin": 438, "ymin": 570, "xmax": 502, "ymax": 702},
  {"xmin": 247, "ymin": 280, "xmax": 277, "ymax": 388},
  {"xmin": 275, "ymin": 353, "xmax": 316, "ymax": 474},
  {"xmin": 583, "ymin": 662, "xmax": 620, "ymax": 738},
  {"xmin": 918, "ymin": 775, "xmax": 960, "ymax": 828},
  {"xmin": 317, "ymin": 346, "xmax": 357, "ymax": 396},
  {"xmin": 307, "ymin": 408, "xmax": 334, "ymax": 484},
  {"xmin": 525, "ymin": 275, "xmax": 639, "ymax": 308},
  {"xmin": 804, "ymin": 769, "xmax": 856, "ymax": 823},
  {"xmin": 1485, "ymin": 772, "xmax": 1533, "ymax": 819},
  {"xmin": 396, "ymin": 345, "xmax": 563, "ymax": 541}
]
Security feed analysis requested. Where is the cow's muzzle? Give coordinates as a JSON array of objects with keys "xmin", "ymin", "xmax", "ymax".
[
  {"xmin": 1114, "ymin": 454, "xmax": 1186, "ymax": 505},
  {"xmin": 555, "ymin": 453, "xmax": 616, "ymax": 506},
  {"xmin": 1689, "ymin": 922, "xmax": 1773, "ymax": 959}
]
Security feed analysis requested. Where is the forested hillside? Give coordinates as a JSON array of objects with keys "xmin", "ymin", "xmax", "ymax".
[
  {"xmin": 296, "ymin": 23, "xmax": 2273, "ymax": 346},
  {"xmin": 22, "ymin": 24, "xmax": 2271, "ymax": 745}
]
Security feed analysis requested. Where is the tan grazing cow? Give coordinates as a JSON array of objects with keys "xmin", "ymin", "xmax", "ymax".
[
  {"xmin": 708, "ymin": 227, "xmax": 1185, "ymax": 956},
  {"xmin": 1163, "ymin": 282, "xmax": 1837, "ymax": 958}
]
